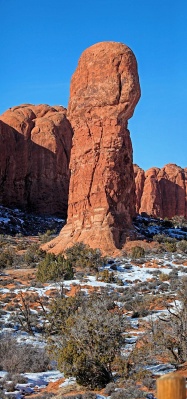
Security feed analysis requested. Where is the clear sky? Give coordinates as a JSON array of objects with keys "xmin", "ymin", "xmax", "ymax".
[{"xmin": 1, "ymin": 0, "xmax": 186, "ymax": 170}]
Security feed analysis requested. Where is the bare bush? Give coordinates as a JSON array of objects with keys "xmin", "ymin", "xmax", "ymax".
[{"xmin": 0, "ymin": 334, "xmax": 50, "ymax": 373}]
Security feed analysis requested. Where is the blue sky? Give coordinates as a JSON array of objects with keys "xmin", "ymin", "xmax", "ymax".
[{"xmin": 1, "ymin": 0, "xmax": 186, "ymax": 170}]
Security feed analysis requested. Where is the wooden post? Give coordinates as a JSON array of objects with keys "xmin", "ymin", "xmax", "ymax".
[{"xmin": 157, "ymin": 373, "xmax": 186, "ymax": 399}]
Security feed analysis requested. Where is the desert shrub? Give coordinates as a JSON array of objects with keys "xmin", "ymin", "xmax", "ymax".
[
  {"xmin": 168, "ymin": 269, "xmax": 178, "ymax": 279},
  {"xmin": 16, "ymin": 241, "xmax": 27, "ymax": 250},
  {"xmin": 97, "ymin": 269, "xmax": 124, "ymax": 285},
  {"xmin": 115, "ymin": 277, "xmax": 124, "ymax": 286},
  {"xmin": 24, "ymin": 244, "xmax": 45, "ymax": 267},
  {"xmin": 0, "ymin": 334, "xmax": 50, "ymax": 373},
  {"xmin": 97, "ymin": 269, "xmax": 116, "ymax": 283},
  {"xmin": 48, "ymin": 292, "xmax": 124, "ymax": 388},
  {"xmin": 0, "ymin": 393, "xmax": 11, "ymax": 399},
  {"xmin": 133, "ymin": 369, "xmax": 152, "ymax": 382},
  {"xmin": 171, "ymin": 216, "xmax": 187, "ymax": 228},
  {"xmin": 124, "ymin": 294, "xmax": 150, "ymax": 317},
  {"xmin": 6, "ymin": 304, "xmax": 16, "ymax": 311},
  {"xmin": 110, "ymin": 386, "xmax": 144, "ymax": 399},
  {"xmin": 47, "ymin": 294, "xmax": 84, "ymax": 335},
  {"xmin": 2, "ymin": 380, "xmax": 16, "ymax": 392},
  {"xmin": 153, "ymin": 234, "xmax": 165, "ymax": 243},
  {"xmin": 11, "ymin": 373, "xmax": 28, "ymax": 384},
  {"xmin": 0, "ymin": 234, "xmax": 8, "ymax": 247},
  {"xmin": 0, "ymin": 248, "xmax": 15, "ymax": 269},
  {"xmin": 1, "ymin": 373, "xmax": 28, "ymax": 391},
  {"xmin": 104, "ymin": 382, "xmax": 116, "ymax": 395},
  {"xmin": 159, "ymin": 282, "xmax": 169, "ymax": 291},
  {"xmin": 164, "ymin": 242, "xmax": 176, "ymax": 252},
  {"xmin": 139, "ymin": 283, "xmax": 187, "ymax": 369},
  {"xmin": 142, "ymin": 375, "xmax": 156, "ymax": 389},
  {"xmin": 0, "ymin": 278, "xmax": 16, "ymax": 286},
  {"xmin": 75, "ymin": 271, "xmax": 85, "ymax": 281},
  {"xmin": 37, "ymin": 253, "xmax": 74, "ymax": 282},
  {"xmin": 25, "ymin": 394, "xmax": 55, "ymax": 399},
  {"xmin": 24, "ymin": 249, "xmax": 37, "ymax": 264},
  {"xmin": 168, "ymin": 270, "xmax": 179, "ymax": 290},
  {"xmin": 82, "ymin": 394, "xmax": 97, "ymax": 399},
  {"xmin": 177, "ymin": 240, "xmax": 187, "ymax": 253},
  {"xmin": 147, "ymin": 281, "xmax": 157, "ymax": 290},
  {"xmin": 131, "ymin": 246, "xmax": 145, "ymax": 259},
  {"xmin": 159, "ymin": 272, "xmax": 169, "ymax": 282},
  {"xmin": 155, "ymin": 236, "xmax": 177, "ymax": 252},
  {"xmin": 65, "ymin": 242, "xmax": 106, "ymax": 272},
  {"xmin": 39, "ymin": 229, "xmax": 56, "ymax": 243}
]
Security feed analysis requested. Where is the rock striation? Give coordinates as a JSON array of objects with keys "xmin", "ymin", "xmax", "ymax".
[
  {"xmin": 134, "ymin": 164, "xmax": 187, "ymax": 219},
  {"xmin": 44, "ymin": 42, "xmax": 140, "ymax": 254},
  {"xmin": 0, "ymin": 104, "xmax": 73, "ymax": 216}
]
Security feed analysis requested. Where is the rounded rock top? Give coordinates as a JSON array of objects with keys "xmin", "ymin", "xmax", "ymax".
[{"xmin": 68, "ymin": 41, "xmax": 141, "ymax": 120}]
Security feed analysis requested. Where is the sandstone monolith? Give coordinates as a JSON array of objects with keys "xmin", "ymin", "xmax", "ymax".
[{"xmin": 44, "ymin": 42, "xmax": 140, "ymax": 254}]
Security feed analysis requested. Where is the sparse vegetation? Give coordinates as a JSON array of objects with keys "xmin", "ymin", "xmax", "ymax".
[
  {"xmin": 0, "ymin": 334, "xmax": 50, "ymax": 373},
  {"xmin": 37, "ymin": 253, "xmax": 74, "ymax": 283},
  {"xmin": 0, "ymin": 248, "xmax": 15, "ymax": 270},
  {"xmin": 39, "ymin": 229, "xmax": 56, "ymax": 243},
  {"xmin": 131, "ymin": 246, "xmax": 145, "ymax": 259},
  {"xmin": 48, "ymin": 293, "xmax": 124, "ymax": 388},
  {"xmin": 97, "ymin": 269, "xmax": 124, "ymax": 285},
  {"xmin": 1, "ymin": 212, "xmax": 187, "ymax": 397},
  {"xmin": 124, "ymin": 294, "xmax": 151, "ymax": 317},
  {"xmin": 65, "ymin": 242, "xmax": 107, "ymax": 272},
  {"xmin": 177, "ymin": 239, "xmax": 187, "ymax": 253}
]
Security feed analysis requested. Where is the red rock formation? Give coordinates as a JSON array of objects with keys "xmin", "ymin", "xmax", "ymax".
[
  {"xmin": 134, "ymin": 164, "xmax": 187, "ymax": 219},
  {"xmin": 44, "ymin": 41, "xmax": 140, "ymax": 254},
  {"xmin": 0, "ymin": 104, "xmax": 73, "ymax": 216},
  {"xmin": 134, "ymin": 164, "xmax": 145, "ymax": 213}
]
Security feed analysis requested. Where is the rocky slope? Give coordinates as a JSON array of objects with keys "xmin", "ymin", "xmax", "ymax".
[
  {"xmin": 0, "ymin": 205, "xmax": 64, "ymax": 235},
  {"xmin": 0, "ymin": 104, "xmax": 73, "ymax": 216},
  {"xmin": 134, "ymin": 164, "xmax": 187, "ymax": 218},
  {"xmin": 43, "ymin": 41, "xmax": 140, "ymax": 254}
]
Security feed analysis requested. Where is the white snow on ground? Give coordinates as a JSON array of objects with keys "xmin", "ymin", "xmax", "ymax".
[
  {"xmin": 15, "ymin": 332, "xmax": 46, "ymax": 347},
  {"xmin": 0, "ymin": 371, "xmax": 7, "ymax": 378},
  {"xmin": 2, "ymin": 371, "xmax": 65, "ymax": 399},
  {"xmin": 24, "ymin": 370, "xmax": 64, "ymax": 386},
  {"xmin": 146, "ymin": 363, "xmax": 176, "ymax": 375},
  {"xmin": 0, "ymin": 288, "xmax": 11, "ymax": 293},
  {"xmin": 59, "ymin": 376, "xmax": 76, "ymax": 387},
  {"xmin": 0, "ymin": 217, "xmax": 10, "ymax": 223}
]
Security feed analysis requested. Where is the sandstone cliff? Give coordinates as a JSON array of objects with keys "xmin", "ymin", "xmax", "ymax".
[
  {"xmin": 0, "ymin": 104, "xmax": 73, "ymax": 216},
  {"xmin": 43, "ymin": 41, "xmax": 140, "ymax": 254},
  {"xmin": 134, "ymin": 164, "xmax": 187, "ymax": 219}
]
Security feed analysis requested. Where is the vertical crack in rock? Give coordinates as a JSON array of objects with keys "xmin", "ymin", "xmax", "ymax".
[{"xmin": 87, "ymin": 126, "xmax": 103, "ymax": 207}]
